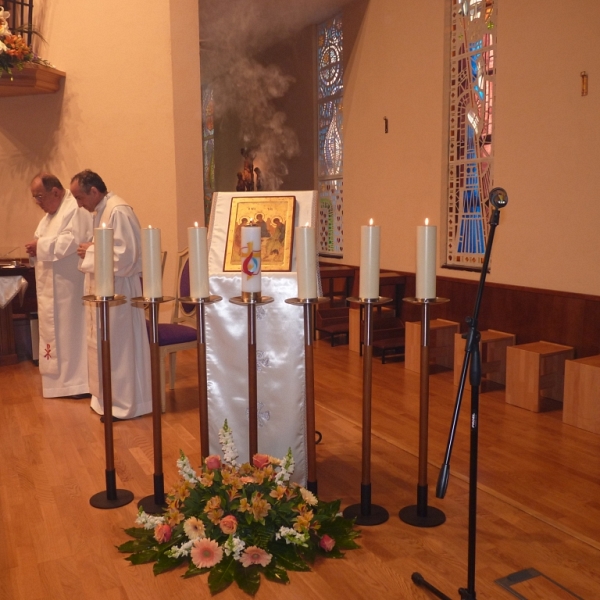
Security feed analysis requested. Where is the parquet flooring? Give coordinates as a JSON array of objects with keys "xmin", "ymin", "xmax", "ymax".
[{"xmin": 0, "ymin": 341, "xmax": 599, "ymax": 599}]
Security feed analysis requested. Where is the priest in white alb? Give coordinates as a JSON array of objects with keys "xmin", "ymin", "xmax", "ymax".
[
  {"xmin": 25, "ymin": 173, "xmax": 93, "ymax": 399},
  {"xmin": 71, "ymin": 169, "xmax": 152, "ymax": 421}
]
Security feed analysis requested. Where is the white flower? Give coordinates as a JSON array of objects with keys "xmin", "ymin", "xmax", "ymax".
[
  {"xmin": 176, "ymin": 452, "xmax": 199, "ymax": 484},
  {"xmin": 274, "ymin": 448, "xmax": 295, "ymax": 483},
  {"xmin": 218, "ymin": 420, "xmax": 239, "ymax": 467},
  {"xmin": 275, "ymin": 526, "xmax": 309, "ymax": 547},
  {"xmin": 0, "ymin": 6, "xmax": 11, "ymax": 36},
  {"xmin": 166, "ymin": 539, "xmax": 194, "ymax": 558},
  {"xmin": 0, "ymin": 40, "xmax": 7, "ymax": 53},
  {"xmin": 135, "ymin": 508, "xmax": 165, "ymax": 530},
  {"xmin": 299, "ymin": 487, "xmax": 318, "ymax": 506},
  {"xmin": 223, "ymin": 535, "xmax": 246, "ymax": 560}
]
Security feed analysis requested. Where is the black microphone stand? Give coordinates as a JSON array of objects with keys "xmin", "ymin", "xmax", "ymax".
[{"xmin": 412, "ymin": 188, "xmax": 508, "ymax": 600}]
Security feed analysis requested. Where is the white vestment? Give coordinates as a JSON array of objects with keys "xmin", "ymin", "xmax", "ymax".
[
  {"xmin": 33, "ymin": 191, "xmax": 93, "ymax": 398},
  {"xmin": 80, "ymin": 193, "xmax": 152, "ymax": 419}
]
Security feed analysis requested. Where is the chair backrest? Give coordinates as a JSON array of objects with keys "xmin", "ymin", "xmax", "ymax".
[{"xmin": 172, "ymin": 248, "xmax": 196, "ymax": 324}]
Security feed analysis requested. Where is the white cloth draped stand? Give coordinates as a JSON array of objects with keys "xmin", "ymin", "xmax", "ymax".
[{"xmin": 205, "ymin": 191, "xmax": 318, "ymax": 484}]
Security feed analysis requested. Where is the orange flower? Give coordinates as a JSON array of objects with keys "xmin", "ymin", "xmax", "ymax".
[
  {"xmin": 240, "ymin": 546, "xmax": 272, "ymax": 568},
  {"xmin": 191, "ymin": 538, "xmax": 223, "ymax": 569},
  {"xmin": 219, "ymin": 514, "xmax": 238, "ymax": 535},
  {"xmin": 204, "ymin": 495, "xmax": 224, "ymax": 524},
  {"xmin": 252, "ymin": 453, "xmax": 270, "ymax": 469},
  {"xmin": 154, "ymin": 524, "xmax": 172, "ymax": 543},
  {"xmin": 269, "ymin": 485, "xmax": 287, "ymax": 501},
  {"xmin": 250, "ymin": 492, "xmax": 271, "ymax": 521}
]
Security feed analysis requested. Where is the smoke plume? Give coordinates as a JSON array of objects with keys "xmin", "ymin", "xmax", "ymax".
[{"xmin": 200, "ymin": 0, "xmax": 354, "ymax": 190}]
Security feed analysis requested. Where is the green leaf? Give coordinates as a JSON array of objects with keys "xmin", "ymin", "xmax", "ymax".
[
  {"xmin": 123, "ymin": 526, "xmax": 154, "ymax": 540},
  {"xmin": 126, "ymin": 549, "xmax": 160, "ymax": 565},
  {"xmin": 234, "ymin": 564, "xmax": 261, "ymax": 596},
  {"xmin": 153, "ymin": 553, "xmax": 183, "ymax": 575},
  {"xmin": 183, "ymin": 564, "xmax": 210, "ymax": 579},
  {"xmin": 117, "ymin": 539, "xmax": 155, "ymax": 553},
  {"xmin": 264, "ymin": 563, "xmax": 290, "ymax": 584},
  {"xmin": 270, "ymin": 545, "xmax": 311, "ymax": 572},
  {"xmin": 208, "ymin": 555, "xmax": 236, "ymax": 595}
]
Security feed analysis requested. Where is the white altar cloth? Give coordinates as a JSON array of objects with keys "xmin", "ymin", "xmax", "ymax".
[
  {"xmin": 0, "ymin": 275, "xmax": 27, "ymax": 309},
  {"xmin": 205, "ymin": 191, "xmax": 318, "ymax": 484}
]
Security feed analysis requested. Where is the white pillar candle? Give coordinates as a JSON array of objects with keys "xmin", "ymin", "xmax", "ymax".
[
  {"xmin": 241, "ymin": 224, "xmax": 261, "ymax": 295},
  {"xmin": 359, "ymin": 219, "xmax": 380, "ymax": 300},
  {"xmin": 142, "ymin": 226, "xmax": 162, "ymax": 299},
  {"xmin": 94, "ymin": 223, "xmax": 114, "ymax": 298},
  {"xmin": 416, "ymin": 219, "xmax": 437, "ymax": 300},
  {"xmin": 188, "ymin": 223, "xmax": 210, "ymax": 299},
  {"xmin": 296, "ymin": 224, "xmax": 317, "ymax": 299}
]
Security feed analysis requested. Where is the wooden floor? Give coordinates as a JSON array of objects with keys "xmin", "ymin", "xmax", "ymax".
[{"xmin": 1, "ymin": 341, "xmax": 600, "ymax": 599}]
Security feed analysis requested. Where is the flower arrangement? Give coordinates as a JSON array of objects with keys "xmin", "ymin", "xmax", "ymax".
[
  {"xmin": 118, "ymin": 421, "xmax": 360, "ymax": 596},
  {"xmin": 0, "ymin": 6, "xmax": 51, "ymax": 76}
]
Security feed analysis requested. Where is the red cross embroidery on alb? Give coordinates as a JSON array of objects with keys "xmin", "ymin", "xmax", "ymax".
[{"xmin": 44, "ymin": 344, "xmax": 52, "ymax": 360}]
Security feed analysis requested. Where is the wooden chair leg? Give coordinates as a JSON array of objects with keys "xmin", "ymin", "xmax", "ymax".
[{"xmin": 169, "ymin": 353, "xmax": 177, "ymax": 389}]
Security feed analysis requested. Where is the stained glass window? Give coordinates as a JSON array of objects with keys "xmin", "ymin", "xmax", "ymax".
[
  {"xmin": 446, "ymin": 0, "xmax": 496, "ymax": 269},
  {"xmin": 317, "ymin": 15, "xmax": 344, "ymax": 256},
  {"xmin": 202, "ymin": 85, "xmax": 215, "ymax": 225}
]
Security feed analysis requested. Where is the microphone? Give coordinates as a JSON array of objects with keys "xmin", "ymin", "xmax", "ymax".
[{"xmin": 489, "ymin": 187, "xmax": 508, "ymax": 209}]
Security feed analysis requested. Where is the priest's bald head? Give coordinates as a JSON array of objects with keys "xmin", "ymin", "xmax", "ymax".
[
  {"xmin": 30, "ymin": 173, "xmax": 66, "ymax": 215},
  {"xmin": 70, "ymin": 169, "xmax": 108, "ymax": 212}
]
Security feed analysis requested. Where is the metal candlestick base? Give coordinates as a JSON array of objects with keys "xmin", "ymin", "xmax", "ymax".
[
  {"xmin": 179, "ymin": 295, "xmax": 222, "ymax": 459},
  {"xmin": 230, "ymin": 294, "xmax": 274, "ymax": 459},
  {"xmin": 83, "ymin": 294, "xmax": 134, "ymax": 509},
  {"xmin": 131, "ymin": 295, "xmax": 175, "ymax": 513},
  {"xmin": 285, "ymin": 296, "xmax": 329, "ymax": 494},
  {"xmin": 399, "ymin": 297, "xmax": 448, "ymax": 528},
  {"xmin": 343, "ymin": 296, "xmax": 392, "ymax": 526}
]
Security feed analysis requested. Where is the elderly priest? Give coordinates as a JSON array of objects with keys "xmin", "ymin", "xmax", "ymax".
[
  {"xmin": 25, "ymin": 173, "xmax": 93, "ymax": 399},
  {"xmin": 71, "ymin": 170, "xmax": 152, "ymax": 421}
]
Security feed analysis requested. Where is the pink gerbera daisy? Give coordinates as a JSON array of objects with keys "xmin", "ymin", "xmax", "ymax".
[
  {"xmin": 190, "ymin": 538, "xmax": 223, "ymax": 569},
  {"xmin": 239, "ymin": 545, "xmax": 272, "ymax": 568}
]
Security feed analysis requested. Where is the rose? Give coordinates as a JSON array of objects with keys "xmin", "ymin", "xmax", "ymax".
[
  {"xmin": 319, "ymin": 534, "xmax": 335, "ymax": 552},
  {"xmin": 252, "ymin": 453, "xmax": 270, "ymax": 469},
  {"xmin": 219, "ymin": 514, "xmax": 238, "ymax": 535},
  {"xmin": 205, "ymin": 455, "xmax": 221, "ymax": 470},
  {"xmin": 154, "ymin": 524, "xmax": 172, "ymax": 544}
]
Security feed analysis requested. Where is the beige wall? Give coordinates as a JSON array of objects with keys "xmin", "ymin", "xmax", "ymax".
[
  {"xmin": 0, "ymin": 0, "xmax": 203, "ymax": 303},
  {"xmin": 339, "ymin": 0, "xmax": 600, "ymax": 296}
]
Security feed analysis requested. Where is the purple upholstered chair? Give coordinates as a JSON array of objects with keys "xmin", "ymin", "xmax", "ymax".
[{"xmin": 157, "ymin": 249, "xmax": 197, "ymax": 411}]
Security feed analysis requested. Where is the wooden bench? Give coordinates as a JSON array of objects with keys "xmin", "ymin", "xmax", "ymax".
[
  {"xmin": 373, "ymin": 336, "xmax": 405, "ymax": 364},
  {"xmin": 563, "ymin": 354, "xmax": 600, "ymax": 434},
  {"xmin": 453, "ymin": 329, "xmax": 516, "ymax": 389},
  {"xmin": 405, "ymin": 319, "xmax": 460, "ymax": 373},
  {"xmin": 506, "ymin": 341, "xmax": 574, "ymax": 412}
]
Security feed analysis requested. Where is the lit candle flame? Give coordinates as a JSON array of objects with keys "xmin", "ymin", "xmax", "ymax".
[
  {"xmin": 101, "ymin": 222, "xmax": 106, "ymax": 229},
  {"xmin": 369, "ymin": 218, "xmax": 374, "ymax": 226},
  {"xmin": 305, "ymin": 222, "xmax": 309, "ymax": 227},
  {"xmin": 194, "ymin": 221, "xmax": 199, "ymax": 227},
  {"xmin": 425, "ymin": 218, "xmax": 429, "ymax": 226}
]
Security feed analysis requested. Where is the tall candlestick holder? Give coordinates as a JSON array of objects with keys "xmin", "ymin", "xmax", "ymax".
[
  {"xmin": 83, "ymin": 294, "xmax": 134, "ymax": 509},
  {"xmin": 343, "ymin": 296, "xmax": 392, "ymax": 526},
  {"xmin": 399, "ymin": 296, "xmax": 448, "ymax": 527},
  {"xmin": 230, "ymin": 293, "xmax": 274, "ymax": 459},
  {"xmin": 131, "ymin": 295, "xmax": 174, "ymax": 514},
  {"xmin": 178, "ymin": 294, "xmax": 222, "ymax": 459},
  {"xmin": 285, "ymin": 296, "xmax": 328, "ymax": 494}
]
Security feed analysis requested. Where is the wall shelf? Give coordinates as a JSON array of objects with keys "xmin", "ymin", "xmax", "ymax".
[{"xmin": 0, "ymin": 64, "xmax": 66, "ymax": 97}]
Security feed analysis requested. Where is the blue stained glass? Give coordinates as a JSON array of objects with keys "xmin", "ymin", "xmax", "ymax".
[{"xmin": 318, "ymin": 16, "xmax": 344, "ymax": 99}]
